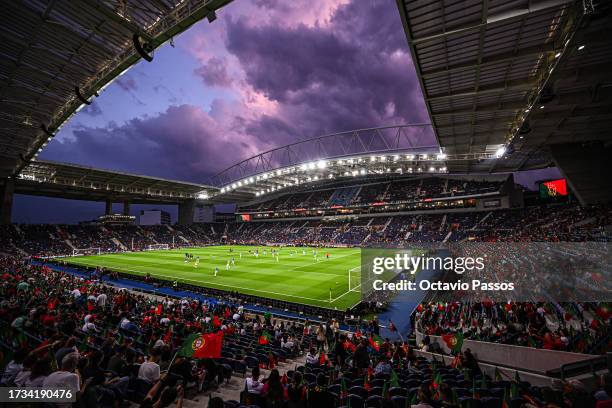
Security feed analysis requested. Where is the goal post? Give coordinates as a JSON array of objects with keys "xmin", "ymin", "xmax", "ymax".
[
  {"xmin": 72, "ymin": 247, "xmax": 101, "ymax": 256},
  {"xmin": 348, "ymin": 266, "xmax": 361, "ymax": 292},
  {"xmin": 146, "ymin": 244, "xmax": 170, "ymax": 251}
]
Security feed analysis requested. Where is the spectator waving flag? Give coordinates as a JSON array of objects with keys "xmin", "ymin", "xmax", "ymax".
[
  {"xmin": 177, "ymin": 331, "xmax": 223, "ymax": 359},
  {"xmin": 441, "ymin": 332, "xmax": 464, "ymax": 353}
]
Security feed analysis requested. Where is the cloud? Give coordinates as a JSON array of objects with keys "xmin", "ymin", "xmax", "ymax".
[
  {"xmin": 221, "ymin": 0, "xmax": 428, "ymax": 141},
  {"xmin": 195, "ymin": 57, "xmax": 233, "ymax": 87},
  {"xmin": 116, "ymin": 77, "xmax": 138, "ymax": 92},
  {"xmin": 41, "ymin": 104, "xmax": 266, "ymax": 183},
  {"xmin": 43, "ymin": 0, "xmax": 429, "ymax": 185},
  {"xmin": 82, "ymin": 101, "xmax": 102, "ymax": 116}
]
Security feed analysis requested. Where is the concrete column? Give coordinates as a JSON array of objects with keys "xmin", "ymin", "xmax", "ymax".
[
  {"xmin": 178, "ymin": 199, "xmax": 195, "ymax": 225},
  {"xmin": 105, "ymin": 200, "xmax": 113, "ymax": 215},
  {"xmin": 0, "ymin": 178, "xmax": 15, "ymax": 225},
  {"xmin": 122, "ymin": 201, "xmax": 130, "ymax": 216}
]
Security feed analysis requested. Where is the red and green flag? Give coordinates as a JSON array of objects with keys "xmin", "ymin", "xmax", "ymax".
[
  {"xmin": 369, "ymin": 334, "xmax": 382, "ymax": 351},
  {"xmin": 177, "ymin": 331, "xmax": 223, "ymax": 359},
  {"xmin": 259, "ymin": 331, "xmax": 271, "ymax": 345},
  {"xmin": 441, "ymin": 332, "xmax": 464, "ymax": 353},
  {"xmin": 432, "ymin": 372, "xmax": 443, "ymax": 389}
]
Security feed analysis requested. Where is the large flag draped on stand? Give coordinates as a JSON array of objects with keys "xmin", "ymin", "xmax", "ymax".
[
  {"xmin": 441, "ymin": 332, "xmax": 464, "ymax": 353},
  {"xmin": 177, "ymin": 331, "xmax": 223, "ymax": 359}
]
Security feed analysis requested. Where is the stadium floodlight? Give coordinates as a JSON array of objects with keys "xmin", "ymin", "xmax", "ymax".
[
  {"xmin": 380, "ymin": 156, "xmax": 386, "ymax": 162},
  {"xmin": 408, "ymin": 167, "xmax": 413, "ymax": 172},
  {"xmin": 307, "ymin": 176, "xmax": 312, "ymax": 181},
  {"xmin": 360, "ymin": 169, "xmax": 366, "ymax": 175},
  {"xmin": 406, "ymin": 154, "xmax": 414, "ymax": 160},
  {"xmin": 300, "ymin": 163, "xmax": 308, "ymax": 171},
  {"xmin": 249, "ymin": 177, "xmax": 254, "ymax": 183},
  {"xmin": 348, "ymin": 158, "xmax": 354, "ymax": 164},
  {"xmin": 197, "ymin": 193, "xmax": 208, "ymax": 199},
  {"xmin": 393, "ymin": 155, "xmax": 399, "ymax": 161},
  {"xmin": 313, "ymin": 175, "xmax": 319, "ymax": 181},
  {"xmin": 436, "ymin": 153, "xmax": 447, "ymax": 160},
  {"xmin": 429, "ymin": 166, "xmax": 435, "ymax": 172},
  {"xmin": 421, "ymin": 154, "xmax": 428, "ymax": 160},
  {"xmin": 316, "ymin": 160, "xmax": 327, "ymax": 169},
  {"xmin": 495, "ymin": 146, "xmax": 506, "ymax": 158},
  {"xmin": 231, "ymin": 183, "xmax": 237, "ymax": 189},
  {"xmin": 344, "ymin": 171, "xmax": 350, "ymax": 176},
  {"xmin": 351, "ymin": 170, "xmax": 358, "ymax": 176},
  {"xmin": 370, "ymin": 156, "xmax": 376, "ymax": 162},
  {"xmin": 441, "ymin": 167, "xmax": 447, "ymax": 172},
  {"xmin": 417, "ymin": 167, "xmax": 423, "ymax": 172},
  {"xmin": 308, "ymin": 162, "xmax": 316, "ymax": 170},
  {"xmin": 328, "ymin": 174, "xmax": 334, "ymax": 179},
  {"xmin": 276, "ymin": 170, "xmax": 282, "ymax": 176}
]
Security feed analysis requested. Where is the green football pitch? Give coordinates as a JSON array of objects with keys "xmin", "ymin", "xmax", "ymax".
[{"xmin": 64, "ymin": 246, "xmax": 364, "ymax": 310}]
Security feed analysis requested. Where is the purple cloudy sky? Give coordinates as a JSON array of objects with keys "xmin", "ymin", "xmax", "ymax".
[{"xmin": 13, "ymin": 0, "xmax": 559, "ymax": 223}]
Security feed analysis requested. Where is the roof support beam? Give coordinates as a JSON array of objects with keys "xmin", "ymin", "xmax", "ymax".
[
  {"xmin": 411, "ymin": 0, "xmax": 573, "ymax": 45},
  {"xmin": 422, "ymin": 43, "xmax": 557, "ymax": 78},
  {"xmin": 427, "ymin": 79, "xmax": 535, "ymax": 102}
]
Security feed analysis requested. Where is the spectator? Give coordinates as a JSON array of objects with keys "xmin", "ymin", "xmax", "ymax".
[
  {"xmin": 262, "ymin": 369, "xmax": 288, "ymax": 407},
  {"xmin": 245, "ymin": 366, "xmax": 264, "ymax": 394},
  {"xmin": 138, "ymin": 348, "xmax": 161, "ymax": 383}
]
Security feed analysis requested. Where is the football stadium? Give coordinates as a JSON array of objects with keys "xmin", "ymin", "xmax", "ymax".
[{"xmin": 0, "ymin": 1, "xmax": 611, "ymax": 408}]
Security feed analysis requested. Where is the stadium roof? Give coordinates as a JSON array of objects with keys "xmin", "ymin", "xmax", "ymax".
[
  {"xmin": 396, "ymin": 0, "xmax": 612, "ymax": 173},
  {"xmin": 0, "ymin": 0, "xmax": 232, "ymax": 180},
  {"xmin": 16, "ymin": 160, "xmax": 217, "ymax": 204},
  {"xmin": 209, "ymin": 124, "xmax": 506, "ymax": 202}
]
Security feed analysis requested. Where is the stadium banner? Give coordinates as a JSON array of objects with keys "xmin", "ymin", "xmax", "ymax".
[{"xmin": 360, "ymin": 242, "xmax": 611, "ymax": 302}]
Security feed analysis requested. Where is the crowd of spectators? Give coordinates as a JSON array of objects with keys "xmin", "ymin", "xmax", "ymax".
[
  {"xmin": 0, "ymin": 254, "xmax": 322, "ymax": 407},
  {"xmin": 1, "ymin": 202, "xmax": 609, "ymax": 259},
  {"xmin": 416, "ymin": 302, "xmax": 611, "ymax": 355},
  {"xmin": 236, "ymin": 322, "xmax": 612, "ymax": 408},
  {"xmin": 240, "ymin": 177, "xmax": 505, "ymax": 213}
]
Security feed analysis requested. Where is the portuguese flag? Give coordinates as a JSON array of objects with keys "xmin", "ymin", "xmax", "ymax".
[
  {"xmin": 259, "ymin": 331, "xmax": 271, "ymax": 345},
  {"xmin": 177, "ymin": 331, "xmax": 223, "ymax": 359},
  {"xmin": 441, "ymin": 332, "xmax": 464, "ymax": 353},
  {"xmin": 369, "ymin": 334, "xmax": 382, "ymax": 351}
]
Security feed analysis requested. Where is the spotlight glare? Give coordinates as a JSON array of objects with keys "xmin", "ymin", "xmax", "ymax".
[
  {"xmin": 495, "ymin": 146, "xmax": 506, "ymax": 158},
  {"xmin": 578, "ymin": 45, "xmax": 585, "ymax": 50}
]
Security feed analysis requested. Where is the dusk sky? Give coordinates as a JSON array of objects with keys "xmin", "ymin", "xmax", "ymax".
[{"xmin": 13, "ymin": 0, "xmax": 559, "ymax": 223}]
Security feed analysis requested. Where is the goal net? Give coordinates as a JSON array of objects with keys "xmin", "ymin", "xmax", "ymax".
[
  {"xmin": 72, "ymin": 248, "xmax": 101, "ymax": 256},
  {"xmin": 146, "ymin": 243, "xmax": 170, "ymax": 251}
]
